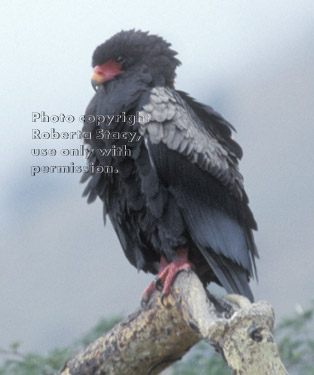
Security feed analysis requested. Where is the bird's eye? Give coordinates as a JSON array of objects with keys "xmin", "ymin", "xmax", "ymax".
[{"xmin": 115, "ymin": 56, "xmax": 125, "ymax": 64}]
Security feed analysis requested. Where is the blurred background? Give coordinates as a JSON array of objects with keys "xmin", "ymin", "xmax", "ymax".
[{"xmin": 0, "ymin": 0, "xmax": 313, "ymax": 356}]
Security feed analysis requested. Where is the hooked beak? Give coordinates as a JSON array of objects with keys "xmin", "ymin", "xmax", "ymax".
[
  {"xmin": 91, "ymin": 60, "xmax": 123, "ymax": 91},
  {"xmin": 91, "ymin": 73, "xmax": 102, "ymax": 91}
]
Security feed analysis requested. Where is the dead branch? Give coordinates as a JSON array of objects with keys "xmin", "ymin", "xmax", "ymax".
[{"xmin": 59, "ymin": 271, "xmax": 288, "ymax": 375}]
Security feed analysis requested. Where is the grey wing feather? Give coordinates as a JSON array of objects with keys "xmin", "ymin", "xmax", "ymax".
[{"xmin": 138, "ymin": 87, "xmax": 244, "ymax": 198}]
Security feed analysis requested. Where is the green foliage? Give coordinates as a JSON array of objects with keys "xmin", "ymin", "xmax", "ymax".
[
  {"xmin": 0, "ymin": 344, "xmax": 70, "ymax": 375},
  {"xmin": 0, "ymin": 317, "xmax": 121, "ymax": 375},
  {"xmin": 78, "ymin": 316, "xmax": 122, "ymax": 346},
  {"xmin": 275, "ymin": 302, "xmax": 314, "ymax": 375},
  {"xmin": 0, "ymin": 304, "xmax": 313, "ymax": 375}
]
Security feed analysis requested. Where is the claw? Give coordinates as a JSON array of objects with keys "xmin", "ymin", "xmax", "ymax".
[
  {"xmin": 140, "ymin": 249, "xmax": 192, "ymax": 306},
  {"xmin": 161, "ymin": 293, "xmax": 167, "ymax": 306},
  {"xmin": 140, "ymin": 298, "xmax": 148, "ymax": 309},
  {"xmin": 141, "ymin": 279, "xmax": 157, "ymax": 305},
  {"xmin": 155, "ymin": 277, "xmax": 163, "ymax": 291}
]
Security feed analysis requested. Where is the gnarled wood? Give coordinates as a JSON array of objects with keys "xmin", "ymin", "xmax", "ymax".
[{"xmin": 59, "ymin": 271, "xmax": 288, "ymax": 375}]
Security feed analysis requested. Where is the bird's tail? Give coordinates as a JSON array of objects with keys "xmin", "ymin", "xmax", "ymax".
[{"xmin": 200, "ymin": 249, "xmax": 254, "ymax": 302}]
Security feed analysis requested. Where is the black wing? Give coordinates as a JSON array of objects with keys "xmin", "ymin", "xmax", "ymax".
[{"xmin": 138, "ymin": 87, "xmax": 258, "ymax": 300}]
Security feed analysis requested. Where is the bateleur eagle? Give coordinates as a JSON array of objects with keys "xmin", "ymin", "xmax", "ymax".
[{"xmin": 81, "ymin": 30, "xmax": 258, "ymax": 302}]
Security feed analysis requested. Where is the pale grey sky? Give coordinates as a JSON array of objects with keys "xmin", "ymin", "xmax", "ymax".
[{"xmin": 0, "ymin": 0, "xmax": 313, "ymax": 355}]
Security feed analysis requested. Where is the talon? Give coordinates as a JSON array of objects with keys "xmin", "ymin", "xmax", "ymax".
[
  {"xmin": 140, "ymin": 249, "xmax": 192, "ymax": 305},
  {"xmin": 140, "ymin": 298, "xmax": 148, "ymax": 309},
  {"xmin": 155, "ymin": 277, "xmax": 163, "ymax": 291},
  {"xmin": 161, "ymin": 293, "xmax": 167, "ymax": 306}
]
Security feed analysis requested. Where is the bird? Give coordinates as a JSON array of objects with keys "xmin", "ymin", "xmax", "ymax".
[{"xmin": 81, "ymin": 29, "xmax": 258, "ymax": 303}]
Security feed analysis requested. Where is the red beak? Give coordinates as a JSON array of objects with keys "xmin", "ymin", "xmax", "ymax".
[{"xmin": 91, "ymin": 60, "xmax": 123, "ymax": 89}]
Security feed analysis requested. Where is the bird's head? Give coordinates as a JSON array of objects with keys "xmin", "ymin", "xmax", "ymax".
[{"xmin": 91, "ymin": 30, "xmax": 181, "ymax": 90}]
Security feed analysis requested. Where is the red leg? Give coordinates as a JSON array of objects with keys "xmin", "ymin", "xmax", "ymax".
[
  {"xmin": 141, "ymin": 256, "xmax": 168, "ymax": 303},
  {"xmin": 141, "ymin": 249, "xmax": 191, "ymax": 305}
]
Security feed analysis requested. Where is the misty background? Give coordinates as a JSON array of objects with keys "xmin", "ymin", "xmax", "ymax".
[{"xmin": 0, "ymin": 0, "xmax": 313, "ymax": 355}]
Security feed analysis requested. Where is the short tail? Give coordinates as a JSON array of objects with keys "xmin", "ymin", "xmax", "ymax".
[{"xmin": 201, "ymin": 249, "xmax": 254, "ymax": 302}]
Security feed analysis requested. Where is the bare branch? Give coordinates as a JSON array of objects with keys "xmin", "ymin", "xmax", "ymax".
[{"xmin": 59, "ymin": 271, "xmax": 288, "ymax": 375}]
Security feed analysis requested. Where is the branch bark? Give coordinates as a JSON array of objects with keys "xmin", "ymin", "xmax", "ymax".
[{"xmin": 59, "ymin": 271, "xmax": 288, "ymax": 375}]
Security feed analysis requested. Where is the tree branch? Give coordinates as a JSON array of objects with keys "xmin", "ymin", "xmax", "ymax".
[{"xmin": 59, "ymin": 271, "xmax": 288, "ymax": 375}]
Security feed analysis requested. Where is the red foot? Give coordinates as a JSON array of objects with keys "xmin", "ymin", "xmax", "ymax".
[{"xmin": 141, "ymin": 249, "xmax": 191, "ymax": 306}]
